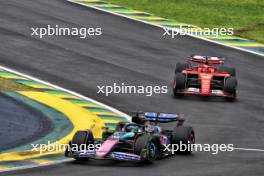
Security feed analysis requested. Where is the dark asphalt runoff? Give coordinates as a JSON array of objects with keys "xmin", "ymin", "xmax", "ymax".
[
  {"xmin": 0, "ymin": 0, "xmax": 264, "ymax": 175},
  {"xmin": 0, "ymin": 93, "xmax": 52, "ymax": 152}
]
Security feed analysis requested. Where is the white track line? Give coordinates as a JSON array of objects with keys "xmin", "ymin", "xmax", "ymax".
[
  {"xmin": 233, "ymin": 148, "xmax": 264, "ymax": 152},
  {"xmin": 67, "ymin": 0, "xmax": 264, "ymax": 57},
  {"xmin": 0, "ymin": 159, "xmax": 73, "ymax": 173}
]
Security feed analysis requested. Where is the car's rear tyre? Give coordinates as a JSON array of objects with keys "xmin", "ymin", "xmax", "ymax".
[
  {"xmin": 172, "ymin": 126, "xmax": 195, "ymax": 154},
  {"xmin": 224, "ymin": 76, "xmax": 237, "ymax": 100},
  {"xmin": 134, "ymin": 135, "xmax": 158, "ymax": 164},
  {"xmin": 218, "ymin": 66, "xmax": 236, "ymax": 76},
  {"xmin": 173, "ymin": 73, "xmax": 186, "ymax": 97},
  {"xmin": 71, "ymin": 130, "xmax": 94, "ymax": 161},
  {"xmin": 175, "ymin": 62, "xmax": 189, "ymax": 73}
]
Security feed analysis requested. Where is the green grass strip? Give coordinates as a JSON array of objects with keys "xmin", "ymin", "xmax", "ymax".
[{"xmin": 104, "ymin": 0, "xmax": 264, "ymax": 43}]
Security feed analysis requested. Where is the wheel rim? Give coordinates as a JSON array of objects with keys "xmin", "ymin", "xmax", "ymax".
[{"xmin": 148, "ymin": 142, "xmax": 157, "ymax": 159}]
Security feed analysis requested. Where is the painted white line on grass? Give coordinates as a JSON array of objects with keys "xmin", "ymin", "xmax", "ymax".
[{"xmin": 67, "ymin": 0, "xmax": 264, "ymax": 57}]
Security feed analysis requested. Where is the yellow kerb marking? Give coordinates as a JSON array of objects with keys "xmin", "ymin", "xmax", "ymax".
[
  {"xmin": 224, "ymin": 43, "xmax": 264, "ymax": 47},
  {"xmin": 0, "ymin": 166, "xmax": 8, "ymax": 170},
  {"xmin": 92, "ymin": 4, "xmax": 121, "ymax": 8},
  {"xmin": 79, "ymin": 104, "xmax": 102, "ymax": 108},
  {"xmin": 25, "ymin": 84, "xmax": 55, "ymax": 89},
  {"xmin": 93, "ymin": 112, "xmax": 119, "ymax": 116},
  {"xmin": 51, "ymin": 94, "xmax": 81, "ymax": 99},
  {"xmin": 30, "ymin": 159, "xmax": 51, "ymax": 164},
  {"xmin": 134, "ymin": 17, "xmax": 166, "ymax": 20},
  {"xmin": 111, "ymin": 10, "xmax": 147, "ymax": 14},
  {"xmin": 0, "ymin": 75, "xmax": 29, "ymax": 80}
]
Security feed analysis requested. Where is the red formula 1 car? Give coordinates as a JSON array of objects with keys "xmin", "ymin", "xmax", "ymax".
[{"xmin": 172, "ymin": 55, "xmax": 237, "ymax": 99}]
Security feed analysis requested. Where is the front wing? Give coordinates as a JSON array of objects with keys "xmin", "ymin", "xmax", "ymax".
[
  {"xmin": 70, "ymin": 150, "xmax": 141, "ymax": 161},
  {"xmin": 175, "ymin": 88, "xmax": 233, "ymax": 97}
]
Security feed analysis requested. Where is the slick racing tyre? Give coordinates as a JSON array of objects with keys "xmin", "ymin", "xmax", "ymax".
[
  {"xmin": 224, "ymin": 76, "xmax": 237, "ymax": 99},
  {"xmin": 173, "ymin": 73, "xmax": 186, "ymax": 96},
  {"xmin": 172, "ymin": 126, "xmax": 195, "ymax": 154},
  {"xmin": 71, "ymin": 130, "xmax": 94, "ymax": 161},
  {"xmin": 218, "ymin": 66, "xmax": 236, "ymax": 77},
  {"xmin": 175, "ymin": 62, "xmax": 189, "ymax": 73},
  {"xmin": 134, "ymin": 135, "xmax": 159, "ymax": 164}
]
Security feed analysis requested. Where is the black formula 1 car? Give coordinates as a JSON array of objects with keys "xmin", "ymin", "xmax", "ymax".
[
  {"xmin": 173, "ymin": 55, "xmax": 237, "ymax": 99},
  {"xmin": 65, "ymin": 112, "xmax": 195, "ymax": 164}
]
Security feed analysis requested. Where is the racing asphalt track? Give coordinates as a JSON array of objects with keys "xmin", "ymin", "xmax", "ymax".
[{"xmin": 0, "ymin": 0, "xmax": 264, "ymax": 175}]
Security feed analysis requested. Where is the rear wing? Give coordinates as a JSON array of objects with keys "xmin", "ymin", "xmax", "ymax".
[
  {"xmin": 190, "ymin": 55, "xmax": 225, "ymax": 64},
  {"xmin": 132, "ymin": 112, "xmax": 184, "ymax": 125}
]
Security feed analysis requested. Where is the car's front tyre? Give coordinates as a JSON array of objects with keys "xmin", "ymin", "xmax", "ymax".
[
  {"xmin": 70, "ymin": 130, "xmax": 94, "ymax": 161},
  {"xmin": 134, "ymin": 135, "xmax": 158, "ymax": 164},
  {"xmin": 173, "ymin": 73, "xmax": 186, "ymax": 97},
  {"xmin": 224, "ymin": 76, "xmax": 237, "ymax": 100}
]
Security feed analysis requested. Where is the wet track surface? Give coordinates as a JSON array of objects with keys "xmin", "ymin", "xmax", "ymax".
[{"xmin": 0, "ymin": 0, "xmax": 264, "ymax": 175}]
